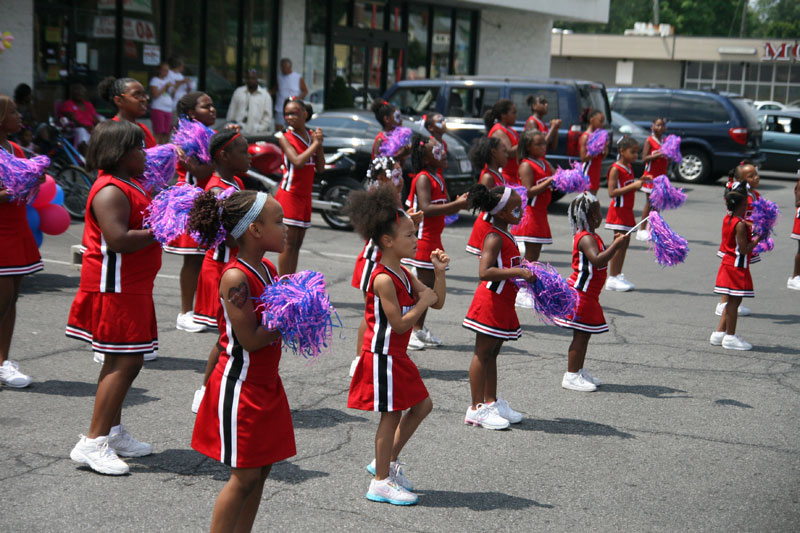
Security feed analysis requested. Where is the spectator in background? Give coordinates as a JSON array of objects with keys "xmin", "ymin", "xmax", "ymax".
[
  {"xmin": 59, "ymin": 84, "xmax": 102, "ymax": 155},
  {"xmin": 273, "ymin": 58, "xmax": 308, "ymax": 129},
  {"xmin": 149, "ymin": 62, "xmax": 175, "ymax": 144},
  {"xmin": 226, "ymin": 69, "xmax": 274, "ymax": 135},
  {"xmin": 13, "ymin": 83, "xmax": 36, "ymax": 132},
  {"xmin": 168, "ymin": 57, "xmax": 193, "ymax": 114}
]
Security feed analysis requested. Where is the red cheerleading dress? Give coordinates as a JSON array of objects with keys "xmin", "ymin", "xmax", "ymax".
[
  {"xmin": 348, "ymin": 264, "xmax": 429, "ymax": 412},
  {"xmin": 641, "ymin": 135, "xmax": 668, "ymax": 194},
  {"xmin": 489, "ymin": 123, "xmax": 520, "ymax": 184},
  {"xmin": 581, "ymin": 130, "xmax": 604, "ymax": 191},
  {"xmin": 372, "ymin": 131, "xmax": 388, "ymax": 158},
  {"xmin": 604, "ymin": 161, "xmax": 637, "ymax": 231},
  {"xmin": 511, "ymin": 157, "xmax": 552, "ymax": 244},
  {"xmin": 193, "ymin": 174, "xmax": 244, "ymax": 328},
  {"xmin": 192, "ymin": 258, "xmax": 296, "ymax": 468},
  {"xmin": 525, "ymin": 116, "xmax": 550, "ymax": 154},
  {"xmin": 714, "ymin": 214, "xmax": 754, "ymax": 298},
  {"xmin": 402, "ymin": 170, "xmax": 448, "ymax": 270},
  {"xmin": 792, "ymin": 204, "xmax": 800, "ymax": 241},
  {"xmin": 0, "ymin": 141, "xmax": 43, "ymax": 277},
  {"xmin": 65, "ymin": 172, "xmax": 162, "ymax": 354},
  {"xmin": 112, "ymin": 116, "xmax": 156, "ymax": 148},
  {"xmin": 462, "ymin": 227, "xmax": 523, "ymax": 340},
  {"xmin": 351, "ymin": 238, "xmax": 381, "ymax": 292},
  {"xmin": 466, "ymin": 167, "xmax": 506, "ymax": 256},
  {"xmin": 553, "ymin": 231, "xmax": 609, "ymax": 334},
  {"xmin": 275, "ymin": 128, "xmax": 316, "ymax": 228}
]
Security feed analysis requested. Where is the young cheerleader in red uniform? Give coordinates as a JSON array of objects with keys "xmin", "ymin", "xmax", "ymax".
[
  {"xmin": 98, "ymin": 76, "xmax": 156, "ymax": 148},
  {"xmin": 402, "ymin": 134, "xmax": 467, "ymax": 349},
  {"xmin": 275, "ymin": 97, "xmax": 324, "ymax": 276},
  {"xmin": 462, "ymin": 185, "xmax": 532, "ymax": 429},
  {"xmin": 465, "ymin": 136, "xmax": 508, "ymax": 256},
  {"xmin": 348, "ymin": 184, "xmax": 448, "ymax": 506},
  {"xmin": 554, "ymin": 192, "xmax": 626, "ymax": 392},
  {"xmin": 789, "ymin": 177, "xmax": 800, "ymax": 291},
  {"xmin": 189, "ymin": 189, "xmax": 295, "ymax": 531},
  {"xmin": 421, "ymin": 113, "xmax": 447, "ymax": 177},
  {"xmin": 166, "ymin": 91, "xmax": 219, "ymax": 333},
  {"xmin": 709, "ymin": 182, "xmax": 760, "ymax": 351},
  {"xmin": 636, "ymin": 117, "xmax": 668, "ymax": 240},
  {"xmin": 512, "ymin": 130, "xmax": 555, "ymax": 263},
  {"xmin": 371, "ymin": 100, "xmax": 407, "ymax": 159},
  {"xmin": 0, "ymin": 95, "xmax": 42, "ymax": 388},
  {"xmin": 604, "ymin": 136, "xmax": 643, "ymax": 292},
  {"xmin": 67, "ymin": 120, "xmax": 161, "ymax": 475},
  {"xmin": 485, "ymin": 99, "xmax": 520, "ymax": 183},
  {"xmin": 524, "ymin": 94, "xmax": 561, "ymax": 153},
  {"xmin": 579, "ymin": 109, "xmax": 608, "ymax": 195}
]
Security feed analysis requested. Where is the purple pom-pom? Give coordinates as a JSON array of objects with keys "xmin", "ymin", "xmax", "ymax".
[
  {"xmin": 378, "ymin": 126, "xmax": 413, "ymax": 157},
  {"xmin": 0, "ymin": 149, "xmax": 51, "ymax": 204},
  {"xmin": 255, "ymin": 270, "xmax": 340, "ymax": 361},
  {"xmin": 586, "ymin": 129, "xmax": 608, "ymax": 157},
  {"xmin": 444, "ymin": 213, "xmax": 459, "ymax": 226},
  {"xmin": 514, "ymin": 261, "xmax": 578, "ymax": 324},
  {"xmin": 649, "ymin": 175, "xmax": 686, "ymax": 211},
  {"xmin": 660, "ymin": 135, "xmax": 682, "ymax": 163},
  {"xmin": 753, "ymin": 237, "xmax": 774, "ymax": 255},
  {"xmin": 552, "ymin": 161, "xmax": 589, "ymax": 193},
  {"xmin": 172, "ymin": 118, "xmax": 214, "ymax": 164},
  {"xmin": 648, "ymin": 212, "xmax": 689, "ymax": 267},
  {"xmin": 144, "ymin": 184, "xmax": 204, "ymax": 245},
  {"xmin": 750, "ymin": 197, "xmax": 780, "ymax": 240},
  {"xmin": 140, "ymin": 144, "xmax": 179, "ymax": 193}
]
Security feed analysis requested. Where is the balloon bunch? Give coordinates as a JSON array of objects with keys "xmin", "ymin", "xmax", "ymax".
[{"xmin": 25, "ymin": 175, "xmax": 71, "ymax": 246}]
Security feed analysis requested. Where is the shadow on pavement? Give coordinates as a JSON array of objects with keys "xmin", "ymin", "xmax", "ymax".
[
  {"xmin": 633, "ymin": 287, "xmax": 705, "ymax": 298},
  {"xmin": 142, "ymin": 356, "xmax": 205, "ymax": 373},
  {"xmin": 515, "ymin": 417, "xmax": 634, "ymax": 439},
  {"xmin": 270, "ymin": 460, "xmax": 330, "ymax": 484},
  {"xmin": 24, "ymin": 380, "xmax": 158, "ymax": 406},
  {"xmin": 602, "ymin": 306, "xmax": 645, "ymax": 318},
  {"xmin": 748, "ymin": 312, "xmax": 800, "ymax": 326},
  {"xmin": 19, "ymin": 272, "xmax": 79, "ymax": 295},
  {"xmin": 599, "ymin": 383, "xmax": 690, "ymax": 399},
  {"xmin": 418, "ymin": 368, "xmax": 469, "ymax": 382},
  {"xmin": 714, "ymin": 399, "xmax": 753, "ymax": 409},
  {"xmin": 416, "ymin": 489, "xmax": 553, "ymax": 510},
  {"xmin": 291, "ymin": 407, "xmax": 367, "ymax": 429}
]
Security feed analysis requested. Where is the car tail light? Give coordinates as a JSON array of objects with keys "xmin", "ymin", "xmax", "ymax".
[
  {"xmin": 566, "ymin": 124, "xmax": 582, "ymax": 156},
  {"xmin": 729, "ymin": 127, "xmax": 748, "ymax": 145}
]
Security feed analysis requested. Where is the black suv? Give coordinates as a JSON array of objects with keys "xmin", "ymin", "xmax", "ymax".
[{"xmin": 608, "ymin": 88, "xmax": 763, "ymax": 183}]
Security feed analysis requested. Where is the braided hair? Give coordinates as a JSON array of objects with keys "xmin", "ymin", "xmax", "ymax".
[
  {"xmin": 348, "ymin": 183, "xmax": 403, "ymax": 247},
  {"xmin": 468, "ymin": 136, "xmax": 502, "ymax": 176},
  {"xmin": 483, "ymin": 99, "xmax": 514, "ymax": 131},
  {"xmin": 466, "ymin": 183, "xmax": 506, "ymax": 214},
  {"xmin": 617, "ymin": 135, "xmax": 639, "ymax": 152},
  {"xmin": 724, "ymin": 181, "xmax": 748, "ymax": 212},
  {"xmin": 371, "ymin": 99, "xmax": 394, "ymax": 128},
  {"xmin": 188, "ymin": 190, "xmax": 262, "ymax": 246},
  {"xmin": 97, "ymin": 76, "xmax": 138, "ymax": 108},
  {"xmin": 567, "ymin": 192, "xmax": 599, "ymax": 234},
  {"xmin": 409, "ymin": 132, "xmax": 429, "ymax": 174}
]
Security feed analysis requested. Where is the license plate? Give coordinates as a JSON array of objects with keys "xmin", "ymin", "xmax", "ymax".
[{"xmin": 459, "ymin": 160, "xmax": 472, "ymax": 173}]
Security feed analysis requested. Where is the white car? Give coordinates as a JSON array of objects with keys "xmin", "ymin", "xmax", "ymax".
[{"xmin": 753, "ymin": 100, "xmax": 787, "ymax": 111}]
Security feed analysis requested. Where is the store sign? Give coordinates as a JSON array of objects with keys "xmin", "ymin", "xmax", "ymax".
[
  {"xmin": 143, "ymin": 44, "xmax": 160, "ymax": 65},
  {"xmin": 762, "ymin": 42, "xmax": 800, "ymax": 62},
  {"xmin": 93, "ymin": 16, "xmax": 157, "ymax": 44},
  {"xmin": 97, "ymin": 0, "xmax": 152, "ymax": 14}
]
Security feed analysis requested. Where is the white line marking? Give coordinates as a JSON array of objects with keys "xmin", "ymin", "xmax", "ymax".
[{"xmin": 41, "ymin": 258, "xmax": 180, "ymax": 280}]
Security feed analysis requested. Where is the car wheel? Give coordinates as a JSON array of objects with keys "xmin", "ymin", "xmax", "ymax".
[
  {"xmin": 319, "ymin": 178, "xmax": 363, "ymax": 231},
  {"xmin": 676, "ymin": 148, "xmax": 711, "ymax": 183}
]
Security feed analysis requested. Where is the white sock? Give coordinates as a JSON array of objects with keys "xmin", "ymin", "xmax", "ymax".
[
  {"xmin": 565, "ymin": 371, "xmax": 579, "ymax": 379},
  {"xmin": 109, "ymin": 424, "xmax": 121, "ymax": 436}
]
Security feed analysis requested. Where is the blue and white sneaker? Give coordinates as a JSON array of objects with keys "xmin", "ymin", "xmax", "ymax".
[
  {"xmin": 366, "ymin": 478, "xmax": 417, "ymax": 505},
  {"xmin": 366, "ymin": 459, "xmax": 413, "ymax": 491}
]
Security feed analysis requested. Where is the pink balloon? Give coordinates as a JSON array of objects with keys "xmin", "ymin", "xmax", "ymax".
[
  {"xmin": 38, "ymin": 204, "xmax": 71, "ymax": 235},
  {"xmin": 32, "ymin": 174, "xmax": 56, "ymax": 208}
]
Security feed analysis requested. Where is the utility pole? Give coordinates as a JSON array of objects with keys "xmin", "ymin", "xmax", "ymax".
[
  {"xmin": 653, "ymin": 0, "xmax": 660, "ymax": 25},
  {"xmin": 739, "ymin": 0, "xmax": 747, "ymax": 37}
]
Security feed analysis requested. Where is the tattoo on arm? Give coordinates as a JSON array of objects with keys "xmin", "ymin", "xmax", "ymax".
[{"xmin": 227, "ymin": 282, "xmax": 249, "ymax": 308}]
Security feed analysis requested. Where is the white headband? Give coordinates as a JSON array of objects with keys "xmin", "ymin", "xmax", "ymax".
[
  {"xmin": 230, "ymin": 192, "xmax": 268, "ymax": 239},
  {"xmin": 489, "ymin": 187, "xmax": 512, "ymax": 215}
]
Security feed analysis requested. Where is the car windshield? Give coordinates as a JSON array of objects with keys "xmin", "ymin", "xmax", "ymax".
[
  {"xmin": 611, "ymin": 111, "xmax": 646, "ymax": 135},
  {"xmin": 387, "ymin": 86, "xmax": 439, "ymax": 116},
  {"xmin": 579, "ymin": 85, "xmax": 610, "ymax": 123},
  {"xmin": 730, "ymin": 98, "xmax": 761, "ymax": 131}
]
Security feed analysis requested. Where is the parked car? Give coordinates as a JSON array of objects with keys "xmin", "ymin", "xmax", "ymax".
[
  {"xmin": 757, "ymin": 109, "xmax": 800, "ymax": 172},
  {"xmin": 383, "ymin": 76, "xmax": 615, "ymax": 175},
  {"xmin": 753, "ymin": 100, "xmax": 787, "ymax": 112},
  {"xmin": 608, "ymin": 87, "xmax": 763, "ymax": 183}
]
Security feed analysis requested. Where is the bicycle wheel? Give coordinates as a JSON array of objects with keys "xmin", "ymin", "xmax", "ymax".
[{"xmin": 56, "ymin": 165, "xmax": 93, "ymax": 219}]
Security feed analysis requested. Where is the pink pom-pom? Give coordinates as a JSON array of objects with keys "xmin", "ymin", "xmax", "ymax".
[
  {"xmin": 648, "ymin": 212, "xmax": 689, "ymax": 267},
  {"xmin": 586, "ymin": 129, "xmax": 608, "ymax": 156},
  {"xmin": 659, "ymin": 135, "xmax": 682, "ymax": 163},
  {"xmin": 753, "ymin": 237, "xmax": 774, "ymax": 255},
  {"xmin": 649, "ymin": 175, "xmax": 686, "ymax": 211},
  {"xmin": 378, "ymin": 127, "xmax": 413, "ymax": 157},
  {"xmin": 750, "ymin": 197, "xmax": 780, "ymax": 242},
  {"xmin": 514, "ymin": 261, "xmax": 578, "ymax": 324},
  {"xmin": 0, "ymin": 149, "xmax": 51, "ymax": 204},
  {"xmin": 172, "ymin": 118, "xmax": 214, "ymax": 164},
  {"xmin": 552, "ymin": 161, "xmax": 589, "ymax": 193},
  {"xmin": 144, "ymin": 184, "xmax": 204, "ymax": 245},
  {"xmin": 140, "ymin": 144, "xmax": 179, "ymax": 194}
]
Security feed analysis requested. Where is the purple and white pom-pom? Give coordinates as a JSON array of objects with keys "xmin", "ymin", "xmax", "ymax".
[
  {"xmin": 141, "ymin": 144, "xmax": 179, "ymax": 193},
  {"xmin": 144, "ymin": 184, "xmax": 204, "ymax": 245},
  {"xmin": 586, "ymin": 129, "xmax": 608, "ymax": 156},
  {"xmin": 378, "ymin": 126, "xmax": 413, "ymax": 157},
  {"xmin": 660, "ymin": 135, "xmax": 682, "ymax": 163},
  {"xmin": 647, "ymin": 212, "xmax": 689, "ymax": 267},
  {"xmin": 649, "ymin": 175, "xmax": 686, "ymax": 211},
  {"xmin": 753, "ymin": 237, "xmax": 774, "ymax": 255},
  {"xmin": 256, "ymin": 270, "xmax": 340, "ymax": 361},
  {"xmin": 750, "ymin": 197, "xmax": 781, "ymax": 240},
  {"xmin": 0, "ymin": 149, "xmax": 51, "ymax": 204},
  {"xmin": 552, "ymin": 161, "xmax": 589, "ymax": 193},
  {"xmin": 514, "ymin": 261, "xmax": 578, "ymax": 324},
  {"xmin": 444, "ymin": 213, "xmax": 459, "ymax": 226},
  {"xmin": 172, "ymin": 118, "xmax": 214, "ymax": 164}
]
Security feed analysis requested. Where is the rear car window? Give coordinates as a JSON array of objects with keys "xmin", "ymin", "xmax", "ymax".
[
  {"xmin": 446, "ymin": 87, "xmax": 501, "ymax": 118},
  {"xmin": 670, "ymin": 94, "xmax": 729, "ymax": 123},
  {"xmin": 509, "ymin": 88, "xmax": 559, "ymax": 124},
  {"xmin": 730, "ymin": 98, "xmax": 761, "ymax": 130},
  {"xmin": 388, "ymin": 86, "xmax": 439, "ymax": 115},
  {"xmin": 578, "ymin": 85, "xmax": 611, "ymax": 122},
  {"xmin": 611, "ymin": 92, "xmax": 671, "ymax": 122}
]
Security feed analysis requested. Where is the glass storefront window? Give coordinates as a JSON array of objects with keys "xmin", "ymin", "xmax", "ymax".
[
  {"xmin": 407, "ymin": 5, "xmax": 429, "ymax": 80},
  {"xmin": 759, "ymin": 64, "xmax": 773, "ymax": 83},
  {"xmin": 453, "ymin": 12, "xmax": 472, "ymax": 76},
  {"xmin": 165, "ymin": 0, "xmax": 201, "ymax": 102},
  {"xmin": 729, "ymin": 62, "xmax": 743, "ymax": 82},
  {"xmin": 204, "ymin": 1, "xmax": 237, "ymax": 114},
  {"xmin": 242, "ymin": 0, "xmax": 275, "ymax": 84},
  {"xmin": 305, "ymin": 0, "xmax": 327, "ymax": 105},
  {"xmin": 119, "ymin": 0, "xmax": 162, "ymax": 93},
  {"xmin": 685, "ymin": 62, "xmax": 699, "ymax": 79},
  {"xmin": 354, "ymin": 1, "xmax": 385, "ymax": 30},
  {"xmin": 745, "ymin": 63, "xmax": 758, "ymax": 82},
  {"xmin": 430, "ymin": 8, "xmax": 451, "ymax": 78}
]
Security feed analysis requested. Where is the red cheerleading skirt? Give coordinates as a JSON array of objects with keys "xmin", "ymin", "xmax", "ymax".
[
  {"xmin": 511, "ymin": 206, "xmax": 552, "ymax": 244},
  {"xmin": 553, "ymin": 293, "xmax": 609, "ymax": 334},
  {"xmin": 275, "ymin": 189, "xmax": 312, "ymax": 229},
  {"xmin": 462, "ymin": 286, "xmax": 522, "ymax": 340},
  {"xmin": 164, "ymin": 232, "xmax": 206, "ymax": 255},
  {"xmin": 348, "ymin": 350, "xmax": 429, "ymax": 412},
  {"xmin": 604, "ymin": 206, "xmax": 636, "ymax": 232},
  {"xmin": 194, "ymin": 257, "xmax": 226, "ymax": 328},
  {"xmin": 791, "ymin": 215, "xmax": 800, "ymax": 240},
  {"xmin": 65, "ymin": 291, "xmax": 158, "ymax": 354},
  {"xmin": 466, "ymin": 213, "xmax": 492, "ymax": 256},
  {"xmin": 714, "ymin": 263, "xmax": 754, "ymax": 298},
  {"xmin": 0, "ymin": 203, "xmax": 43, "ymax": 276},
  {"xmin": 401, "ymin": 235, "xmax": 445, "ymax": 270}
]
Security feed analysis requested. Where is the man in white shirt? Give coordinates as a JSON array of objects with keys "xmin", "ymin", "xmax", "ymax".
[
  {"xmin": 226, "ymin": 69, "xmax": 274, "ymax": 135},
  {"xmin": 273, "ymin": 58, "xmax": 308, "ymax": 130}
]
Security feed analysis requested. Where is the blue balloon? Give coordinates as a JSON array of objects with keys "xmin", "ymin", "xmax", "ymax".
[
  {"xmin": 53, "ymin": 184, "xmax": 65, "ymax": 206},
  {"xmin": 26, "ymin": 205, "xmax": 40, "ymax": 231},
  {"xmin": 33, "ymin": 228, "xmax": 43, "ymax": 247}
]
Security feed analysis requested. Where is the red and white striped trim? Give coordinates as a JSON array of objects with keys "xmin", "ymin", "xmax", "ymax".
[
  {"xmin": 192, "ymin": 313, "xmax": 218, "ymax": 328},
  {"xmin": 462, "ymin": 318, "xmax": 522, "ymax": 340},
  {"xmin": 791, "ymin": 233, "xmax": 800, "ymax": 241},
  {"xmin": 0, "ymin": 261, "xmax": 43, "ymax": 276},
  {"xmin": 283, "ymin": 217, "xmax": 312, "ymax": 229},
  {"xmin": 552, "ymin": 317, "xmax": 609, "ymax": 333},
  {"xmin": 514, "ymin": 235, "xmax": 553, "ymax": 244},
  {"xmin": 399, "ymin": 257, "xmax": 450, "ymax": 271},
  {"xmin": 465, "ymin": 244, "xmax": 481, "ymax": 256},
  {"xmin": 163, "ymin": 245, "xmax": 206, "ymax": 256},
  {"xmin": 713, "ymin": 286, "xmax": 754, "ymax": 297},
  {"xmin": 66, "ymin": 325, "xmax": 159, "ymax": 353}
]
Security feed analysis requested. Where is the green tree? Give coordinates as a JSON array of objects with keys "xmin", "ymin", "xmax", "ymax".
[{"xmin": 749, "ymin": 0, "xmax": 800, "ymax": 38}]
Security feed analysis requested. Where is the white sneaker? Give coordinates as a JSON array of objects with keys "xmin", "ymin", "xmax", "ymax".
[
  {"xmin": 709, "ymin": 331, "xmax": 726, "ymax": 346},
  {"xmin": 617, "ymin": 273, "xmax": 635, "ymax": 290},
  {"xmin": 0, "ymin": 360, "xmax": 32, "ymax": 388},
  {"xmin": 464, "ymin": 403, "xmax": 510, "ymax": 430},
  {"xmin": 579, "ymin": 368, "xmax": 601, "ymax": 386},
  {"xmin": 605, "ymin": 275, "xmax": 632, "ymax": 292},
  {"xmin": 715, "ymin": 302, "xmax": 751, "ymax": 316},
  {"xmin": 561, "ymin": 371, "xmax": 597, "ymax": 392},
  {"xmin": 416, "ymin": 326, "xmax": 442, "ymax": 346},
  {"xmin": 176, "ymin": 312, "xmax": 206, "ymax": 333},
  {"xmin": 407, "ymin": 331, "xmax": 426, "ymax": 351},
  {"xmin": 721, "ymin": 335, "xmax": 752, "ymax": 351},
  {"xmin": 492, "ymin": 395, "xmax": 523, "ymax": 423},
  {"xmin": 366, "ymin": 478, "xmax": 418, "ymax": 505},
  {"xmin": 70, "ymin": 435, "xmax": 129, "ymax": 475},
  {"xmin": 635, "ymin": 228, "xmax": 650, "ymax": 241},
  {"xmin": 366, "ymin": 459, "xmax": 414, "ymax": 491},
  {"xmin": 144, "ymin": 349, "xmax": 158, "ymax": 362},
  {"xmin": 515, "ymin": 290, "xmax": 535, "ymax": 309},
  {"xmin": 788, "ymin": 276, "xmax": 800, "ymax": 290},
  {"xmin": 191, "ymin": 386, "xmax": 206, "ymax": 414},
  {"xmin": 107, "ymin": 424, "xmax": 153, "ymax": 457},
  {"xmin": 737, "ymin": 305, "xmax": 750, "ymax": 316}
]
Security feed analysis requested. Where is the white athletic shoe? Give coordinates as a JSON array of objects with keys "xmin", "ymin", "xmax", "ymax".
[
  {"xmin": 416, "ymin": 326, "xmax": 442, "ymax": 346},
  {"xmin": 349, "ymin": 356, "xmax": 360, "ymax": 377},
  {"xmin": 407, "ymin": 331, "xmax": 426, "ymax": 351},
  {"xmin": 176, "ymin": 312, "xmax": 206, "ymax": 333},
  {"xmin": 70, "ymin": 435, "xmax": 129, "ymax": 475},
  {"xmin": 721, "ymin": 335, "xmax": 752, "ymax": 351},
  {"xmin": 366, "ymin": 478, "xmax": 418, "ymax": 505},
  {"xmin": 617, "ymin": 273, "xmax": 635, "ymax": 290},
  {"xmin": 107, "ymin": 424, "xmax": 153, "ymax": 457},
  {"xmin": 491, "ymin": 395, "xmax": 523, "ymax": 424},
  {"xmin": 464, "ymin": 403, "xmax": 510, "ymax": 430},
  {"xmin": 579, "ymin": 368, "xmax": 601, "ymax": 386},
  {"xmin": 0, "ymin": 360, "xmax": 32, "ymax": 388},
  {"xmin": 605, "ymin": 275, "xmax": 632, "ymax": 292},
  {"xmin": 788, "ymin": 276, "xmax": 800, "ymax": 291},
  {"xmin": 709, "ymin": 331, "xmax": 726, "ymax": 346},
  {"xmin": 515, "ymin": 290, "xmax": 535, "ymax": 309},
  {"xmin": 635, "ymin": 228, "xmax": 650, "ymax": 241},
  {"xmin": 191, "ymin": 386, "xmax": 206, "ymax": 414},
  {"xmin": 715, "ymin": 302, "xmax": 751, "ymax": 316},
  {"xmin": 561, "ymin": 371, "xmax": 597, "ymax": 392},
  {"xmin": 366, "ymin": 459, "xmax": 414, "ymax": 491}
]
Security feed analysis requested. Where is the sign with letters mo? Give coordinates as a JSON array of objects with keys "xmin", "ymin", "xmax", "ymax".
[{"xmin": 762, "ymin": 42, "xmax": 799, "ymax": 62}]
